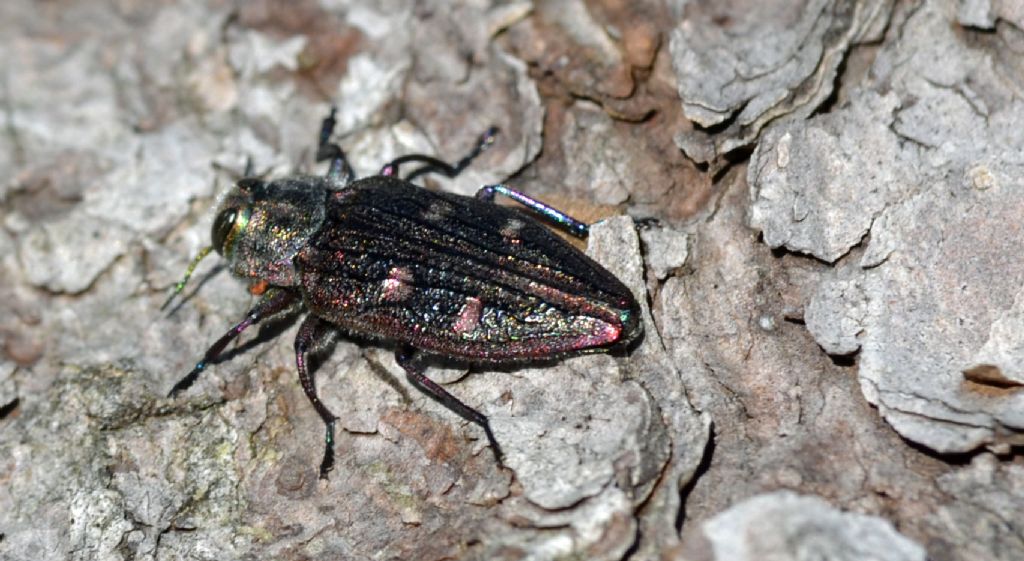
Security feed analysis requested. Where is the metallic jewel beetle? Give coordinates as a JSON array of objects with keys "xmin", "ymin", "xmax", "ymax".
[{"xmin": 165, "ymin": 108, "xmax": 642, "ymax": 477}]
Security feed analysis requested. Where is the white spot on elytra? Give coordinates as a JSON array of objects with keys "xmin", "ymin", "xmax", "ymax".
[
  {"xmin": 500, "ymin": 218, "xmax": 525, "ymax": 240},
  {"xmin": 380, "ymin": 266, "xmax": 414, "ymax": 301},
  {"xmin": 422, "ymin": 201, "xmax": 451, "ymax": 222},
  {"xmin": 454, "ymin": 296, "xmax": 483, "ymax": 334}
]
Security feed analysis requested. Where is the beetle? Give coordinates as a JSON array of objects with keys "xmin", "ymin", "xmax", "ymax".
[{"xmin": 165, "ymin": 108, "xmax": 642, "ymax": 478}]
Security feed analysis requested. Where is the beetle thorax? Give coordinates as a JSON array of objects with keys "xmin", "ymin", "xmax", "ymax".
[{"xmin": 215, "ymin": 177, "xmax": 329, "ymax": 287}]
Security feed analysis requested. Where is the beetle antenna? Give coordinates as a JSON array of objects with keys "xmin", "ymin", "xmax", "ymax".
[{"xmin": 161, "ymin": 246, "xmax": 214, "ymax": 311}]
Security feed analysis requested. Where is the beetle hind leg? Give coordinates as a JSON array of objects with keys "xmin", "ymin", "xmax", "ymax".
[
  {"xmin": 476, "ymin": 184, "xmax": 590, "ymax": 239},
  {"xmin": 294, "ymin": 315, "xmax": 341, "ymax": 479},
  {"xmin": 396, "ymin": 347, "xmax": 504, "ymax": 466}
]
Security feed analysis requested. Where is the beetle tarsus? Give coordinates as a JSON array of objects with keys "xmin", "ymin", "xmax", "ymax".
[
  {"xmin": 480, "ymin": 417, "xmax": 504, "ymax": 468},
  {"xmin": 168, "ymin": 362, "xmax": 205, "ymax": 397},
  {"xmin": 319, "ymin": 419, "xmax": 337, "ymax": 479}
]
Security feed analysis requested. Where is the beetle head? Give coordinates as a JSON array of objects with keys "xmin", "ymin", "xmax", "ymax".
[{"xmin": 212, "ymin": 177, "xmax": 328, "ymax": 286}]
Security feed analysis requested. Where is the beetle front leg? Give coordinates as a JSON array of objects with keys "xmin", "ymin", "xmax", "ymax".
[
  {"xmin": 475, "ymin": 184, "xmax": 589, "ymax": 239},
  {"xmin": 294, "ymin": 315, "xmax": 341, "ymax": 479},
  {"xmin": 316, "ymin": 107, "xmax": 355, "ymax": 188},
  {"xmin": 169, "ymin": 288, "xmax": 299, "ymax": 397},
  {"xmin": 396, "ymin": 347, "xmax": 504, "ymax": 466}
]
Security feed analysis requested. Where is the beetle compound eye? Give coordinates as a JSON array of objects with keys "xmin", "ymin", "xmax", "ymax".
[
  {"xmin": 211, "ymin": 209, "xmax": 235, "ymax": 254},
  {"xmin": 211, "ymin": 207, "xmax": 250, "ymax": 257}
]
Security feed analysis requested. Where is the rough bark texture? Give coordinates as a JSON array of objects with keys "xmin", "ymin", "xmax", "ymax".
[{"xmin": 1, "ymin": 1, "xmax": 1021, "ymax": 560}]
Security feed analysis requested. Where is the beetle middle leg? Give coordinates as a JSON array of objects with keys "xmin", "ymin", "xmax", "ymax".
[
  {"xmin": 294, "ymin": 315, "xmax": 341, "ymax": 479},
  {"xmin": 169, "ymin": 288, "xmax": 299, "ymax": 396},
  {"xmin": 396, "ymin": 346, "xmax": 504, "ymax": 466}
]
